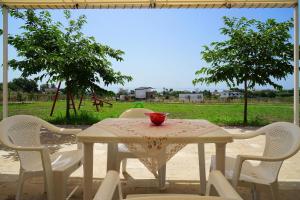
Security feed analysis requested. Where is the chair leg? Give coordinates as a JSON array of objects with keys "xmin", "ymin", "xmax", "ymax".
[
  {"xmin": 44, "ymin": 179, "xmax": 47, "ymax": 194},
  {"xmin": 198, "ymin": 143, "xmax": 206, "ymax": 195},
  {"xmin": 16, "ymin": 170, "xmax": 26, "ymax": 200},
  {"xmin": 53, "ymin": 172, "xmax": 67, "ymax": 200},
  {"xmin": 251, "ymin": 184, "xmax": 259, "ymax": 200},
  {"xmin": 270, "ymin": 182, "xmax": 279, "ymax": 200},
  {"xmin": 44, "ymin": 172, "xmax": 55, "ymax": 200},
  {"xmin": 205, "ymin": 174, "xmax": 212, "ymax": 196},
  {"xmin": 121, "ymin": 159, "xmax": 127, "ymax": 173},
  {"xmin": 158, "ymin": 164, "xmax": 166, "ymax": 190}
]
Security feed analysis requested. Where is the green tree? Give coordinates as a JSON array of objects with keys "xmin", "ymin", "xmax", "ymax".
[
  {"xmin": 9, "ymin": 77, "xmax": 38, "ymax": 93},
  {"xmin": 193, "ymin": 17, "xmax": 294, "ymax": 125},
  {"xmin": 117, "ymin": 88, "xmax": 129, "ymax": 96},
  {"xmin": 202, "ymin": 90, "xmax": 212, "ymax": 99},
  {"xmin": 8, "ymin": 10, "xmax": 132, "ymax": 121}
]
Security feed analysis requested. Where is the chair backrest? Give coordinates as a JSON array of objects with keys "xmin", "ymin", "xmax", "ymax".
[
  {"xmin": 258, "ymin": 122, "xmax": 300, "ymax": 180},
  {"xmin": 0, "ymin": 115, "xmax": 49, "ymax": 171},
  {"xmin": 119, "ymin": 108, "xmax": 154, "ymax": 118}
]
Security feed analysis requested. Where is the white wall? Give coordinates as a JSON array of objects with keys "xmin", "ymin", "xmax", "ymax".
[
  {"xmin": 135, "ymin": 90, "xmax": 145, "ymax": 99},
  {"xmin": 135, "ymin": 88, "xmax": 153, "ymax": 99},
  {"xmin": 120, "ymin": 95, "xmax": 126, "ymax": 101},
  {"xmin": 220, "ymin": 91, "xmax": 242, "ymax": 98},
  {"xmin": 179, "ymin": 94, "xmax": 203, "ymax": 102}
]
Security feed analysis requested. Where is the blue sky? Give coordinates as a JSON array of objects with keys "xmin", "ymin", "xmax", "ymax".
[{"xmin": 0, "ymin": 8, "xmax": 296, "ymax": 92}]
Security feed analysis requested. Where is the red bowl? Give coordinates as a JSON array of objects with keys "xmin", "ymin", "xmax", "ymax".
[{"xmin": 144, "ymin": 112, "xmax": 168, "ymax": 126}]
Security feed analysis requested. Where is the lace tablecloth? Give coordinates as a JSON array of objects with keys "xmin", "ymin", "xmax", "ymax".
[{"xmin": 94, "ymin": 118, "xmax": 222, "ymax": 174}]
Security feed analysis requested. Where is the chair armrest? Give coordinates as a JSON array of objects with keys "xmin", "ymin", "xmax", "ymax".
[
  {"xmin": 206, "ymin": 170, "xmax": 242, "ymax": 200},
  {"xmin": 56, "ymin": 128, "xmax": 82, "ymax": 135},
  {"xmin": 15, "ymin": 145, "xmax": 47, "ymax": 152},
  {"xmin": 93, "ymin": 171, "xmax": 122, "ymax": 200},
  {"xmin": 42, "ymin": 121, "xmax": 82, "ymax": 135},
  {"xmin": 41, "ymin": 120, "xmax": 82, "ymax": 149},
  {"xmin": 231, "ymin": 154, "xmax": 287, "ymax": 187},
  {"xmin": 231, "ymin": 131, "xmax": 262, "ymax": 140},
  {"xmin": 237, "ymin": 155, "xmax": 286, "ymax": 162},
  {"xmin": 2, "ymin": 142, "xmax": 46, "ymax": 152}
]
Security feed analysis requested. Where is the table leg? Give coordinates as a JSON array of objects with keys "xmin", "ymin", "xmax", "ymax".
[
  {"xmin": 215, "ymin": 143, "xmax": 226, "ymax": 174},
  {"xmin": 83, "ymin": 143, "xmax": 94, "ymax": 200},
  {"xmin": 198, "ymin": 143, "xmax": 206, "ymax": 195},
  {"xmin": 107, "ymin": 143, "xmax": 118, "ymax": 171},
  {"xmin": 158, "ymin": 164, "xmax": 166, "ymax": 190}
]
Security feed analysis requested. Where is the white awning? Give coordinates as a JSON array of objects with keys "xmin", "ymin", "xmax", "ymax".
[{"xmin": 0, "ymin": 0, "xmax": 297, "ymax": 9}]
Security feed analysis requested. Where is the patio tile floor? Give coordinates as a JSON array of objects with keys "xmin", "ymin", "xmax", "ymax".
[{"xmin": 0, "ymin": 126, "xmax": 300, "ymax": 200}]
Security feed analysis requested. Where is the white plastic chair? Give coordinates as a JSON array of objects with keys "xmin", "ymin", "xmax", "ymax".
[
  {"xmin": 0, "ymin": 115, "xmax": 83, "ymax": 200},
  {"xmin": 210, "ymin": 122, "xmax": 300, "ymax": 200},
  {"xmin": 93, "ymin": 170, "xmax": 243, "ymax": 200},
  {"xmin": 111, "ymin": 108, "xmax": 167, "ymax": 189}
]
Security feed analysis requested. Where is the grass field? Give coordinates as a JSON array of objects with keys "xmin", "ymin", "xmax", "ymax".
[{"xmin": 0, "ymin": 100, "xmax": 296, "ymax": 126}]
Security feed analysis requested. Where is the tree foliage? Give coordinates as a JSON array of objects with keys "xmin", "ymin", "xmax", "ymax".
[
  {"xmin": 0, "ymin": 77, "xmax": 38, "ymax": 93},
  {"xmin": 9, "ymin": 77, "xmax": 39, "ymax": 93},
  {"xmin": 7, "ymin": 9, "xmax": 132, "ymax": 119},
  {"xmin": 193, "ymin": 16, "xmax": 294, "ymax": 124}
]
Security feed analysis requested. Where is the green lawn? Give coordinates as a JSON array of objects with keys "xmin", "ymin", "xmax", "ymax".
[{"xmin": 0, "ymin": 100, "xmax": 295, "ymax": 126}]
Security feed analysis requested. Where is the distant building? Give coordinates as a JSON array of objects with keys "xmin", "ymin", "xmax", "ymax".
[
  {"xmin": 135, "ymin": 87, "xmax": 155, "ymax": 99},
  {"xmin": 44, "ymin": 88, "xmax": 57, "ymax": 94},
  {"xmin": 212, "ymin": 90, "xmax": 220, "ymax": 97},
  {"xmin": 179, "ymin": 93, "xmax": 204, "ymax": 102},
  {"xmin": 119, "ymin": 95, "xmax": 126, "ymax": 101},
  {"xmin": 119, "ymin": 94, "xmax": 135, "ymax": 101},
  {"xmin": 220, "ymin": 90, "xmax": 242, "ymax": 99}
]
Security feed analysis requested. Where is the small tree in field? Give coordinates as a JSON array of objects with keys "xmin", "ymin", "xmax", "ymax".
[
  {"xmin": 193, "ymin": 16, "xmax": 294, "ymax": 125},
  {"xmin": 8, "ymin": 10, "xmax": 132, "ymax": 121}
]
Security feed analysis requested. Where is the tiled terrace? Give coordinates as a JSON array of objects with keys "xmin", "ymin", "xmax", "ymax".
[{"xmin": 0, "ymin": 126, "xmax": 299, "ymax": 200}]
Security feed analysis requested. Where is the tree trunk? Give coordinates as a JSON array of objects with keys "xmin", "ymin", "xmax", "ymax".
[
  {"xmin": 243, "ymin": 79, "xmax": 248, "ymax": 126},
  {"xmin": 50, "ymin": 81, "xmax": 61, "ymax": 116},
  {"xmin": 66, "ymin": 81, "xmax": 71, "ymax": 122}
]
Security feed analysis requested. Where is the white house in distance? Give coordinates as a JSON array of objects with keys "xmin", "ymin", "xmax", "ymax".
[
  {"xmin": 220, "ymin": 90, "xmax": 243, "ymax": 99},
  {"xmin": 179, "ymin": 93, "xmax": 204, "ymax": 103},
  {"xmin": 135, "ymin": 87, "xmax": 155, "ymax": 99},
  {"xmin": 44, "ymin": 88, "xmax": 57, "ymax": 94}
]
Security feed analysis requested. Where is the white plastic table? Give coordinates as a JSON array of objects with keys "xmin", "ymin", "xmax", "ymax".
[{"xmin": 77, "ymin": 118, "xmax": 233, "ymax": 200}]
